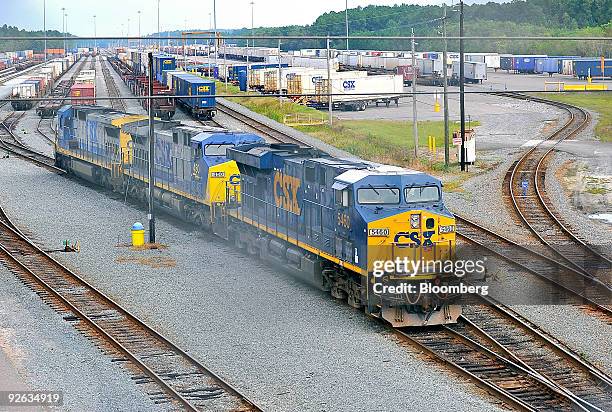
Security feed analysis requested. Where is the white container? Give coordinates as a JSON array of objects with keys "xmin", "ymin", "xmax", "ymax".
[
  {"xmin": 319, "ymin": 74, "xmax": 404, "ymax": 103},
  {"xmin": 12, "ymin": 83, "xmax": 37, "ymax": 98},
  {"xmin": 452, "ymin": 61, "xmax": 487, "ymax": 82}
]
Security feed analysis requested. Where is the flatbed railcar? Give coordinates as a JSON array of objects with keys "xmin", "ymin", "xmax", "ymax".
[{"xmin": 55, "ymin": 104, "xmax": 460, "ymax": 327}]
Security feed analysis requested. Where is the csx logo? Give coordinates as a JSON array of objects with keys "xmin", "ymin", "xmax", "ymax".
[
  {"xmin": 163, "ymin": 60, "xmax": 173, "ymax": 65},
  {"xmin": 229, "ymin": 174, "xmax": 240, "ymax": 185},
  {"xmin": 393, "ymin": 231, "xmax": 435, "ymax": 248},
  {"xmin": 311, "ymin": 76, "xmax": 323, "ymax": 84},
  {"xmin": 198, "ymin": 86, "xmax": 210, "ymax": 92},
  {"xmin": 273, "ymin": 171, "xmax": 301, "ymax": 214},
  {"xmin": 343, "ymin": 80, "xmax": 356, "ymax": 89}
]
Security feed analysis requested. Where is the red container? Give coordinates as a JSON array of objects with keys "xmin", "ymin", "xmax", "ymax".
[{"xmin": 70, "ymin": 83, "xmax": 96, "ymax": 105}]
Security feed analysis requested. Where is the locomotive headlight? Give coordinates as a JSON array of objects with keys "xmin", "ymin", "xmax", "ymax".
[
  {"xmin": 410, "ymin": 214, "xmax": 421, "ymax": 229},
  {"xmin": 439, "ymin": 225, "xmax": 455, "ymax": 234}
]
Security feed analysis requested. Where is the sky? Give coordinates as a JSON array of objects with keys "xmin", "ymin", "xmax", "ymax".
[{"xmin": 1, "ymin": 0, "xmax": 503, "ymax": 37}]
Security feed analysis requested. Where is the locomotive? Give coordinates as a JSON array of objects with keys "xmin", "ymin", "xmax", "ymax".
[{"xmin": 55, "ymin": 105, "xmax": 459, "ymax": 327}]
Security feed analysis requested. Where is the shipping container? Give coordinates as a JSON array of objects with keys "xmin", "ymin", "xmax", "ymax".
[
  {"xmin": 71, "ymin": 83, "xmax": 96, "ymax": 105},
  {"xmin": 171, "ymin": 72, "xmax": 216, "ymax": 119},
  {"xmin": 500, "ymin": 55, "xmax": 513, "ymax": 71},
  {"xmin": 513, "ymin": 55, "xmax": 547, "ymax": 73},
  {"xmin": 396, "ymin": 65, "xmax": 419, "ymax": 85},
  {"xmin": 451, "ymin": 61, "xmax": 487, "ymax": 84},
  {"xmin": 534, "ymin": 57, "xmax": 560, "ymax": 75},
  {"xmin": 311, "ymin": 74, "xmax": 404, "ymax": 111},
  {"xmin": 573, "ymin": 59, "xmax": 612, "ymax": 79}
]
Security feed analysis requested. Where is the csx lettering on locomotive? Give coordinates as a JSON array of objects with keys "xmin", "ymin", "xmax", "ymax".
[
  {"xmin": 273, "ymin": 172, "xmax": 301, "ymax": 214},
  {"xmin": 394, "ymin": 231, "xmax": 435, "ymax": 248}
]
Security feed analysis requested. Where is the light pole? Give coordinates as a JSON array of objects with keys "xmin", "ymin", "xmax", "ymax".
[
  {"xmin": 442, "ymin": 4, "xmax": 450, "ymax": 167},
  {"xmin": 250, "ymin": 1, "xmax": 255, "ymax": 47},
  {"xmin": 43, "ymin": 0, "xmax": 47, "ymax": 63},
  {"xmin": 157, "ymin": 0, "xmax": 161, "ymax": 51},
  {"xmin": 138, "ymin": 11, "xmax": 142, "ymax": 50},
  {"xmin": 411, "ymin": 28, "xmax": 418, "ymax": 159},
  {"xmin": 345, "ymin": 0, "xmax": 349, "ymax": 50},
  {"xmin": 213, "ymin": 0, "xmax": 217, "ymax": 67},
  {"xmin": 93, "ymin": 15, "xmax": 97, "ymax": 52},
  {"xmin": 459, "ymin": 0, "xmax": 466, "ymax": 171},
  {"xmin": 61, "ymin": 8, "xmax": 66, "ymax": 57},
  {"xmin": 127, "ymin": 18, "xmax": 131, "ymax": 49}
]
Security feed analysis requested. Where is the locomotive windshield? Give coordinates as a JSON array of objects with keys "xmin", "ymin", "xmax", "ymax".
[
  {"xmin": 204, "ymin": 144, "xmax": 234, "ymax": 156},
  {"xmin": 357, "ymin": 187, "xmax": 400, "ymax": 205},
  {"xmin": 404, "ymin": 185, "xmax": 440, "ymax": 203}
]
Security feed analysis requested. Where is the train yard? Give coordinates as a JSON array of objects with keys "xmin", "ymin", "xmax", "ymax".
[{"xmin": 0, "ymin": 43, "xmax": 610, "ymax": 412}]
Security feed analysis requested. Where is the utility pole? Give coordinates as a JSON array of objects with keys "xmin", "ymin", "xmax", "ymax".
[
  {"xmin": 127, "ymin": 18, "xmax": 130, "ymax": 49},
  {"xmin": 157, "ymin": 0, "xmax": 161, "ymax": 51},
  {"xmin": 459, "ymin": 1, "xmax": 466, "ymax": 171},
  {"xmin": 93, "ymin": 15, "xmax": 97, "ymax": 52},
  {"xmin": 411, "ymin": 28, "xmax": 418, "ymax": 158},
  {"xmin": 326, "ymin": 36, "xmax": 333, "ymax": 127},
  {"xmin": 442, "ymin": 5, "xmax": 450, "ymax": 167},
  {"xmin": 246, "ymin": 38, "xmax": 250, "ymax": 90},
  {"xmin": 213, "ymin": 0, "xmax": 217, "ymax": 69},
  {"xmin": 278, "ymin": 39, "xmax": 282, "ymax": 105},
  {"xmin": 43, "ymin": 0, "xmax": 47, "ymax": 63},
  {"xmin": 61, "ymin": 8, "xmax": 66, "ymax": 57},
  {"xmin": 345, "ymin": 0, "xmax": 349, "ymax": 50},
  {"xmin": 138, "ymin": 11, "xmax": 142, "ymax": 50},
  {"xmin": 147, "ymin": 52, "xmax": 156, "ymax": 243},
  {"xmin": 183, "ymin": 18, "xmax": 187, "ymax": 70},
  {"xmin": 250, "ymin": 1, "xmax": 255, "ymax": 47}
]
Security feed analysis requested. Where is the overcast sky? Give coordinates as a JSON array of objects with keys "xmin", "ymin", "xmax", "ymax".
[{"xmin": 2, "ymin": 0, "xmax": 500, "ymax": 36}]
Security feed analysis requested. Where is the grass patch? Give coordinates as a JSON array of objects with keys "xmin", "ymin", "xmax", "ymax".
[
  {"xmin": 297, "ymin": 119, "xmax": 480, "ymax": 169},
  {"xmin": 586, "ymin": 187, "xmax": 609, "ymax": 195},
  {"xmin": 534, "ymin": 92, "xmax": 612, "ymax": 142}
]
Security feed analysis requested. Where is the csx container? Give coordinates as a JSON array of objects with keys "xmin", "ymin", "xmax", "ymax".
[
  {"xmin": 315, "ymin": 74, "xmax": 404, "ymax": 106},
  {"xmin": 172, "ymin": 72, "xmax": 216, "ymax": 119},
  {"xmin": 153, "ymin": 54, "xmax": 176, "ymax": 83},
  {"xmin": 70, "ymin": 83, "xmax": 96, "ymax": 105}
]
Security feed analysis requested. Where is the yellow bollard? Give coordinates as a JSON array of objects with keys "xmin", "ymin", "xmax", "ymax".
[
  {"xmin": 434, "ymin": 101, "xmax": 440, "ymax": 113},
  {"xmin": 131, "ymin": 222, "xmax": 145, "ymax": 247}
]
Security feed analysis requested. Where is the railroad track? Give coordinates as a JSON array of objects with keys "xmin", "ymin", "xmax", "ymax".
[
  {"xmin": 0, "ymin": 206, "xmax": 263, "ymax": 412},
  {"xmin": 456, "ymin": 214, "xmax": 612, "ymax": 320},
  {"xmin": 36, "ymin": 116, "xmax": 56, "ymax": 145},
  {"xmin": 396, "ymin": 300, "xmax": 612, "ymax": 411},
  {"xmin": 498, "ymin": 93, "xmax": 612, "ymax": 283},
  {"xmin": 0, "ymin": 112, "xmax": 65, "ymax": 174},
  {"xmin": 216, "ymin": 101, "xmax": 309, "ymax": 146},
  {"xmin": 99, "ymin": 56, "xmax": 127, "ymax": 112}
]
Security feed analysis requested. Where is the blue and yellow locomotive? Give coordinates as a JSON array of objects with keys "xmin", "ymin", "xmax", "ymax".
[
  {"xmin": 55, "ymin": 105, "xmax": 459, "ymax": 326},
  {"xmin": 222, "ymin": 144, "xmax": 460, "ymax": 326}
]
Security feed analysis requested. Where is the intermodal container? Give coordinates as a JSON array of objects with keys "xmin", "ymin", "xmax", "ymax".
[
  {"xmin": 573, "ymin": 59, "xmax": 612, "ymax": 79},
  {"xmin": 70, "ymin": 83, "xmax": 96, "ymax": 105},
  {"xmin": 534, "ymin": 58, "xmax": 560, "ymax": 74}
]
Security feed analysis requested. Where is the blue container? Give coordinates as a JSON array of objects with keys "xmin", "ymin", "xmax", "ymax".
[
  {"xmin": 535, "ymin": 58, "xmax": 560, "ymax": 74},
  {"xmin": 153, "ymin": 54, "xmax": 176, "ymax": 84},
  {"xmin": 513, "ymin": 56, "xmax": 547, "ymax": 73},
  {"xmin": 172, "ymin": 72, "xmax": 216, "ymax": 118},
  {"xmin": 500, "ymin": 56, "xmax": 513, "ymax": 71},
  {"xmin": 573, "ymin": 59, "xmax": 612, "ymax": 79},
  {"xmin": 238, "ymin": 70, "xmax": 247, "ymax": 91}
]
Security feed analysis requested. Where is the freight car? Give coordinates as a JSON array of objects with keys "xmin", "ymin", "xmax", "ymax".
[
  {"xmin": 55, "ymin": 104, "xmax": 460, "ymax": 327},
  {"xmin": 170, "ymin": 72, "xmax": 216, "ymax": 120}
]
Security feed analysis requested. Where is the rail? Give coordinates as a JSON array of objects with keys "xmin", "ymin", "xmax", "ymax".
[{"xmin": 0, "ymin": 205, "xmax": 263, "ymax": 412}]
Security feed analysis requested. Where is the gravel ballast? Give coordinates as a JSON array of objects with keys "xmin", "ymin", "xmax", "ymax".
[
  {"xmin": 0, "ymin": 157, "xmax": 502, "ymax": 411},
  {"xmin": 0, "ymin": 264, "xmax": 167, "ymax": 411}
]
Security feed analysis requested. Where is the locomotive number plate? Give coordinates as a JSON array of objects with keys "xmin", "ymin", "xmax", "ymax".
[
  {"xmin": 211, "ymin": 172, "xmax": 226, "ymax": 178},
  {"xmin": 368, "ymin": 228, "xmax": 390, "ymax": 237}
]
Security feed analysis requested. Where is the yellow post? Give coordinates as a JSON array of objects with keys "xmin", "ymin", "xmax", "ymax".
[{"xmin": 131, "ymin": 222, "xmax": 145, "ymax": 247}]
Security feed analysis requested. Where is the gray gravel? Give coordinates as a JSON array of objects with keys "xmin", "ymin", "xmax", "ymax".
[
  {"xmin": 0, "ymin": 157, "xmax": 502, "ymax": 411},
  {"xmin": 0, "ymin": 264, "xmax": 166, "ymax": 411}
]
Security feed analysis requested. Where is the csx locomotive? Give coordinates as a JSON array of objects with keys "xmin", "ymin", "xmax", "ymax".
[{"xmin": 55, "ymin": 105, "xmax": 459, "ymax": 326}]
